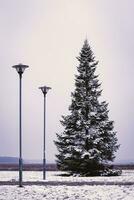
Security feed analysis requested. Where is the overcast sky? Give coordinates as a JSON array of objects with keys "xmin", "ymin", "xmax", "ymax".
[{"xmin": 0, "ymin": 0, "xmax": 134, "ymax": 163}]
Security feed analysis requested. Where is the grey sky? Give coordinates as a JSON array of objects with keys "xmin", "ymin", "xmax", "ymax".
[{"xmin": 0, "ymin": 0, "xmax": 134, "ymax": 163}]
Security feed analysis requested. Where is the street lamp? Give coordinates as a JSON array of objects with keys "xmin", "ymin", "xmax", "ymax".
[
  {"xmin": 12, "ymin": 63, "xmax": 29, "ymax": 187},
  {"xmin": 39, "ymin": 86, "xmax": 51, "ymax": 180}
]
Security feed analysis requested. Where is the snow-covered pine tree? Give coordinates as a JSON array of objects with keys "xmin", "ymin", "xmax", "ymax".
[{"xmin": 55, "ymin": 40, "xmax": 119, "ymax": 176}]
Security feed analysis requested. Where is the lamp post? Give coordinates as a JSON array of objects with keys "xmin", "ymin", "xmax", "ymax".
[
  {"xmin": 39, "ymin": 86, "xmax": 51, "ymax": 180},
  {"xmin": 12, "ymin": 63, "xmax": 29, "ymax": 187}
]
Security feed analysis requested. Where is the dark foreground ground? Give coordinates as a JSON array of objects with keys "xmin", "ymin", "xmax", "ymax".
[
  {"xmin": 0, "ymin": 163, "xmax": 134, "ymax": 171},
  {"xmin": 0, "ymin": 163, "xmax": 57, "ymax": 171}
]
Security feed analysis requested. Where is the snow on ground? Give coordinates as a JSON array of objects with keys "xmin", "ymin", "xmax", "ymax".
[
  {"xmin": 0, "ymin": 184, "xmax": 134, "ymax": 200},
  {"xmin": 1, "ymin": 170, "xmax": 134, "ymax": 184},
  {"xmin": 0, "ymin": 170, "xmax": 134, "ymax": 199}
]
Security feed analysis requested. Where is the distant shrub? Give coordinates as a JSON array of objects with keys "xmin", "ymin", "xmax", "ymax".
[
  {"xmin": 80, "ymin": 164, "xmax": 122, "ymax": 177},
  {"xmin": 101, "ymin": 169, "xmax": 122, "ymax": 176},
  {"xmin": 59, "ymin": 164, "xmax": 122, "ymax": 177}
]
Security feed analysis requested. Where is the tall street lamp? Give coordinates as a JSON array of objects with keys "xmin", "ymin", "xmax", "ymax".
[
  {"xmin": 39, "ymin": 86, "xmax": 51, "ymax": 180},
  {"xmin": 12, "ymin": 63, "xmax": 29, "ymax": 187}
]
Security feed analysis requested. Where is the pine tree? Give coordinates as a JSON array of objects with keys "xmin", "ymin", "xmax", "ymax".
[{"xmin": 55, "ymin": 40, "xmax": 119, "ymax": 176}]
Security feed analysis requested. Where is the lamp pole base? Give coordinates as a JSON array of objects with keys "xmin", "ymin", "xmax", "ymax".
[{"xmin": 19, "ymin": 158, "xmax": 23, "ymax": 187}]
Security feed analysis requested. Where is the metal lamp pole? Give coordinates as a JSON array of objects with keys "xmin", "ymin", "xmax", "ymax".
[
  {"xmin": 12, "ymin": 64, "xmax": 29, "ymax": 187},
  {"xmin": 39, "ymin": 86, "xmax": 51, "ymax": 180}
]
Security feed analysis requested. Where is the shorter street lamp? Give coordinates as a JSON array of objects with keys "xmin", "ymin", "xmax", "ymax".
[
  {"xmin": 39, "ymin": 86, "xmax": 51, "ymax": 180},
  {"xmin": 12, "ymin": 63, "xmax": 29, "ymax": 187}
]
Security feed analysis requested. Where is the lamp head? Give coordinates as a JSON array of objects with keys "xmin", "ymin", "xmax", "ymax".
[
  {"xmin": 12, "ymin": 63, "xmax": 29, "ymax": 75},
  {"xmin": 39, "ymin": 86, "xmax": 51, "ymax": 95}
]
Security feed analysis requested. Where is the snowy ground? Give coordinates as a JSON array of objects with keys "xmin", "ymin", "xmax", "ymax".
[{"xmin": 0, "ymin": 170, "xmax": 134, "ymax": 199}]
